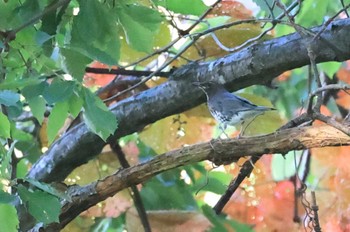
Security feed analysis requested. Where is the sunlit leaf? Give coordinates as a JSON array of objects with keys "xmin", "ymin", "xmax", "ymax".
[
  {"xmin": 0, "ymin": 111, "xmax": 10, "ymax": 138},
  {"xmin": 47, "ymin": 101, "xmax": 69, "ymax": 145},
  {"xmin": 82, "ymin": 88, "xmax": 118, "ymax": 141},
  {"xmin": 71, "ymin": 0, "xmax": 120, "ymax": 65},
  {"xmin": 153, "ymin": 0, "xmax": 208, "ymax": 16},
  {"xmin": 296, "ymin": 0, "xmax": 330, "ymax": 26},
  {"xmin": 0, "ymin": 141, "xmax": 16, "ymax": 179},
  {"xmin": 68, "ymin": 93, "xmax": 83, "ymax": 118},
  {"xmin": 117, "ymin": 3, "xmax": 163, "ymax": 53},
  {"xmin": 61, "ymin": 48, "xmax": 92, "ymax": 82},
  {"xmin": 0, "ymin": 204, "xmax": 19, "ymax": 232},
  {"xmin": 28, "ymin": 96, "xmax": 46, "ymax": 124}
]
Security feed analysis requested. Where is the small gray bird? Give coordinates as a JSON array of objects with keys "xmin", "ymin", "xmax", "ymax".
[{"xmin": 195, "ymin": 82, "xmax": 275, "ymax": 136}]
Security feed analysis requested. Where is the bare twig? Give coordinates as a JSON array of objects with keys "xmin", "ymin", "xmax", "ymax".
[
  {"xmin": 307, "ymin": 84, "xmax": 350, "ymax": 114},
  {"xmin": 109, "ymin": 140, "xmax": 151, "ymax": 232},
  {"xmin": 313, "ymin": 112, "xmax": 350, "ymax": 136},
  {"xmin": 213, "ymin": 156, "xmax": 259, "ymax": 214},
  {"xmin": 312, "ymin": 3, "xmax": 350, "ymax": 41},
  {"xmin": 341, "ymin": 0, "xmax": 350, "ymax": 17},
  {"xmin": 311, "ymin": 191, "xmax": 322, "ymax": 232},
  {"xmin": 85, "ymin": 67, "xmax": 173, "ymax": 77}
]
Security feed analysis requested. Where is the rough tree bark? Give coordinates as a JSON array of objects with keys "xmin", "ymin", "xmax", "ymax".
[
  {"xmin": 44, "ymin": 125, "xmax": 350, "ymax": 230},
  {"xmin": 27, "ymin": 18, "xmax": 350, "ymax": 184}
]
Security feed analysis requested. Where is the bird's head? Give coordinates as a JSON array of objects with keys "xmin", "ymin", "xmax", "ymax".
[
  {"xmin": 192, "ymin": 81, "xmax": 220, "ymax": 91},
  {"xmin": 192, "ymin": 81, "xmax": 225, "ymax": 95}
]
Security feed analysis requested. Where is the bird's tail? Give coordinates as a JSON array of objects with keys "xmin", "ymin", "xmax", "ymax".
[{"xmin": 256, "ymin": 106, "xmax": 276, "ymax": 111}]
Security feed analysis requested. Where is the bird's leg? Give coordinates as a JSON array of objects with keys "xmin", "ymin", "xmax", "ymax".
[
  {"xmin": 237, "ymin": 121, "xmax": 245, "ymax": 138},
  {"xmin": 239, "ymin": 112, "xmax": 265, "ymax": 137},
  {"xmin": 218, "ymin": 124, "xmax": 229, "ymax": 139}
]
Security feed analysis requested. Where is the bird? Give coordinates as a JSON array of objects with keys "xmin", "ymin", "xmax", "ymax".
[{"xmin": 195, "ymin": 82, "xmax": 276, "ymax": 136}]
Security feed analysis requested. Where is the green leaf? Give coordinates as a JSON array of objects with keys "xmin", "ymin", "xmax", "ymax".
[
  {"xmin": 0, "ymin": 204, "xmax": 19, "ymax": 232},
  {"xmin": 253, "ymin": 0, "xmax": 282, "ymax": 16},
  {"xmin": 0, "ymin": 1, "xmax": 21, "ymax": 30},
  {"xmin": 0, "ymin": 111, "xmax": 11, "ymax": 138},
  {"xmin": 192, "ymin": 171, "xmax": 231, "ymax": 194},
  {"xmin": 25, "ymin": 178, "xmax": 71, "ymax": 202},
  {"xmin": 296, "ymin": 0, "xmax": 330, "ymax": 26},
  {"xmin": 71, "ymin": 0, "xmax": 120, "ymax": 65},
  {"xmin": 68, "ymin": 93, "xmax": 83, "ymax": 118},
  {"xmin": 16, "ymin": 159, "xmax": 29, "ymax": 179},
  {"xmin": 0, "ymin": 90, "xmax": 20, "ymax": 106},
  {"xmin": 15, "ymin": 140, "xmax": 41, "ymax": 164},
  {"xmin": 141, "ymin": 169, "xmax": 198, "ymax": 210},
  {"xmin": 35, "ymin": 30, "xmax": 52, "ymax": 46},
  {"xmin": 117, "ymin": 4, "xmax": 163, "ymax": 53},
  {"xmin": 21, "ymin": 81, "xmax": 47, "ymax": 99},
  {"xmin": 60, "ymin": 48, "xmax": 92, "ymax": 82},
  {"xmin": 18, "ymin": 0, "xmax": 42, "ymax": 23},
  {"xmin": 0, "ymin": 141, "xmax": 16, "ymax": 179},
  {"xmin": 82, "ymin": 88, "xmax": 118, "ymax": 141},
  {"xmin": 17, "ymin": 185, "xmax": 60, "ymax": 224},
  {"xmin": 201, "ymin": 205, "xmax": 228, "ymax": 232},
  {"xmin": 0, "ymin": 190, "xmax": 17, "ymax": 204},
  {"xmin": 153, "ymin": 0, "xmax": 208, "ymax": 16},
  {"xmin": 28, "ymin": 96, "xmax": 46, "ymax": 124},
  {"xmin": 47, "ymin": 101, "xmax": 69, "ymax": 145},
  {"xmin": 10, "ymin": 123, "xmax": 32, "ymax": 141},
  {"xmin": 0, "ymin": 77, "xmax": 43, "ymax": 90},
  {"xmin": 271, "ymin": 151, "xmax": 302, "ymax": 181},
  {"xmin": 43, "ymin": 80, "xmax": 75, "ymax": 104}
]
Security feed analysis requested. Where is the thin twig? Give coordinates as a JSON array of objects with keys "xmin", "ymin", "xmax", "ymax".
[
  {"xmin": 312, "ymin": 3, "xmax": 350, "ymax": 41},
  {"xmin": 213, "ymin": 156, "xmax": 260, "ymax": 214},
  {"xmin": 341, "ymin": 0, "xmax": 350, "ymax": 17},
  {"xmin": 85, "ymin": 67, "xmax": 173, "ymax": 77},
  {"xmin": 311, "ymin": 191, "xmax": 322, "ymax": 232},
  {"xmin": 307, "ymin": 84, "xmax": 350, "ymax": 114},
  {"xmin": 4, "ymin": 0, "xmax": 71, "ymax": 45},
  {"xmin": 109, "ymin": 139, "xmax": 152, "ymax": 232},
  {"xmin": 313, "ymin": 112, "xmax": 350, "ymax": 136}
]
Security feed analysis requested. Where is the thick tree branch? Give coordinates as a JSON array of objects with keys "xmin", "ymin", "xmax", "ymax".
[
  {"xmin": 38, "ymin": 124, "xmax": 350, "ymax": 230},
  {"xmin": 28, "ymin": 18, "xmax": 350, "ymax": 183}
]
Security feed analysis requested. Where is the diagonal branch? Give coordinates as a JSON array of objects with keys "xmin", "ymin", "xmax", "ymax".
[
  {"xmin": 27, "ymin": 18, "xmax": 350, "ymax": 183},
  {"xmin": 40, "ymin": 124, "xmax": 350, "ymax": 230}
]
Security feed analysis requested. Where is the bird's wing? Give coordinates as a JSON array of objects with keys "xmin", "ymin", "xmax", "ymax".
[
  {"xmin": 218, "ymin": 92, "xmax": 257, "ymax": 109},
  {"xmin": 223, "ymin": 92, "xmax": 273, "ymax": 111}
]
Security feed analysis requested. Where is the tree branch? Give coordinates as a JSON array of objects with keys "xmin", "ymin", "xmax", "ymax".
[
  {"xmin": 27, "ymin": 18, "xmax": 350, "ymax": 183},
  {"xmin": 39, "ymin": 124, "xmax": 350, "ymax": 230}
]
